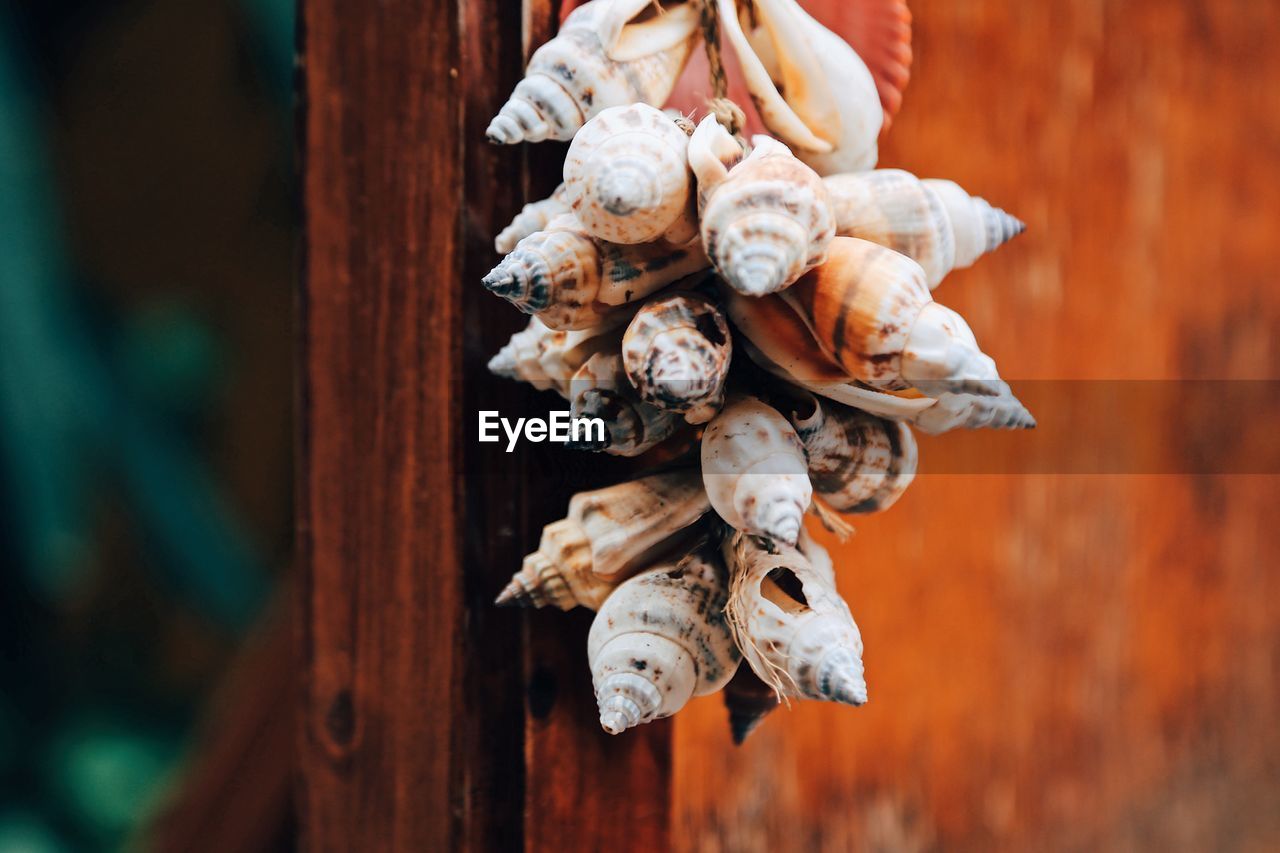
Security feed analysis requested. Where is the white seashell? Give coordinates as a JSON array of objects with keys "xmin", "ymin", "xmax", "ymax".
[
  {"xmin": 717, "ymin": 0, "xmax": 882, "ymax": 174},
  {"xmin": 483, "ymin": 214, "xmax": 708, "ymax": 330},
  {"xmin": 486, "ymin": 0, "xmax": 700, "ymax": 145},
  {"xmin": 701, "ymin": 395, "xmax": 812, "ymax": 545},
  {"xmin": 696, "ymin": 128, "xmax": 835, "ymax": 296},
  {"xmin": 563, "ymin": 104, "xmax": 698, "ymax": 245},
  {"xmin": 487, "ymin": 314, "xmax": 627, "ymax": 398},
  {"xmin": 621, "ymin": 290, "xmax": 731, "ymax": 424},
  {"xmin": 568, "ymin": 351, "xmax": 684, "ymax": 456},
  {"xmin": 495, "ymin": 468, "xmax": 710, "ymax": 609},
  {"xmin": 786, "ymin": 392, "xmax": 917, "ymax": 514},
  {"xmin": 589, "ymin": 541, "xmax": 739, "ymax": 733},
  {"xmin": 494, "ymin": 184, "xmax": 572, "ymax": 255},
  {"xmin": 724, "ymin": 532, "xmax": 867, "ymax": 706},
  {"xmin": 824, "ymin": 170, "xmax": 1025, "ymax": 288}
]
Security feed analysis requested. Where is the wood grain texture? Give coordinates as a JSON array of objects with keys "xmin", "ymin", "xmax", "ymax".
[{"xmin": 674, "ymin": 1, "xmax": 1280, "ymax": 850}]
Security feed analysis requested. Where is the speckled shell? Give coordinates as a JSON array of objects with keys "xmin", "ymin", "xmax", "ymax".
[
  {"xmin": 495, "ymin": 468, "xmax": 710, "ymax": 609},
  {"xmin": 483, "ymin": 214, "xmax": 709, "ymax": 331},
  {"xmin": 563, "ymin": 104, "xmax": 698, "ymax": 244},
  {"xmin": 824, "ymin": 170, "xmax": 1025, "ymax": 288},
  {"xmin": 495, "ymin": 184, "xmax": 572, "ymax": 254},
  {"xmin": 621, "ymin": 291, "xmax": 731, "ymax": 424},
  {"xmin": 724, "ymin": 532, "xmax": 867, "ymax": 706},
  {"xmin": 568, "ymin": 351, "xmax": 684, "ymax": 456},
  {"xmin": 486, "ymin": 0, "xmax": 700, "ymax": 145},
  {"xmin": 701, "ymin": 395, "xmax": 812, "ymax": 545},
  {"xmin": 589, "ymin": 542, "xmax": 739, "ymax": 733},
  {"xmin": 717, "ymin": 0, "xmax": 882, "ymax": 174},
  {"xmin": 487, "ymin": 314, "xmax": 626, "ymax": 398},
  {"xmin": 697, "ymin": 134, "xmax": 835, "ymax": 296},
  {"xmin": 787, "ymin": 393, "xmax": 917, "ymax": 514}
]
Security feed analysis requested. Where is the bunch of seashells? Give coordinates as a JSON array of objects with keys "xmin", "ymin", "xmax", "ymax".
[{"xmin": 483, "ymin": 0, "xmax": 1031, "ymax": 741}]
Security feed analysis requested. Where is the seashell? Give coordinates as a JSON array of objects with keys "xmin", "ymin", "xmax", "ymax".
[
  {"xmin": 724, "ymin": 531, "xmax": 867, "ymax": 706},
  {"xmin": 483, "ymin": 214, "xmax": 708, "ymax": 331},
  {"xmin": 722, "ymin": 665, "xmax": 779, "ymax": 745},
  {"xmin": 486, "ymin": 0, "xmax": 701, "ymax": 145},
  {"xmin": 487, "ymin": 314, "xmax": 626, "ymax": 398},
  {"xmin": 717, "ymin": 0, "xmax": 882, "ymax": 175},
  {"xmin": 589, "ymin": 541, "xmax": 740, "ymax": 733},
  {"xmin": 786, "ymin": 392, "xmax": 917, "ymax": 514},
  {"xmin": 621, "ymin": 291, "xmax": 731, "ymax": 424},
  {"xmin": 496, "ymin": 468, "xmax": 710, "ymax": 609},
  {"xmin": 694, "ymin": 127, "xmax": 835, "ymax": 296},
  {"xmin": 568, "ymin": 352, "xmax": 684, "ymax": 456},
  {"xmin": 824, "ymin": 170, "xmax": 1025, "ymax": 288},
  {"xmin": 495, "ymin": 184, "xmax": 572, "ymax": 255},
  {"xmin": 563, "ymin": 103, "xmax": 698, "ymax": 245},
  {"xmin": 701, "ymin": 395, "xmax": 812, "ymax": 545}
]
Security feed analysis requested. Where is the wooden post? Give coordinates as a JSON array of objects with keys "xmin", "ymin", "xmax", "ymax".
[{"xmin": 299, "ymin": 0, "xmax": 671, "ymax": 849}]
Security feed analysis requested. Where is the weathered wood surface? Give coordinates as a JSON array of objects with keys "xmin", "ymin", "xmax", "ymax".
[{"xmin": 674, "ymin": 1, "xmax": 1280, "ymax": 850}]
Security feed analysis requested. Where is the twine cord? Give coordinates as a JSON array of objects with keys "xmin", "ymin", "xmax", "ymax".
[{"xmin": 698, "ymin": 0, "xmax": 747, "ymax": 136}]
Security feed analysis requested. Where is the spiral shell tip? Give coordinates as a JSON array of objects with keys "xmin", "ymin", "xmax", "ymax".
[
  {"xmin": 831, "ymin": 673, "xmax": 869, "ymax": 707},
  {"xmin": 596, "ymin": 167, "xmax": 659, "ymax": 217},
  {"xmin": 482, "ymin": 266, "xmax": 518, "ymax": 297},
  {"xmin": 487, "ymin": 347, "xmax": 517, "ymax": 379},
  {"xmin": 485, "ymin": 116, "xmax": 520, "ymax": 145},
  {"xmin": 729, "ymin": 711, "xmax": 768, "ymax": 745},
  {"xmin": 599, "ymin": 709, "xmax": 629, "ymax": 735},
  {"xmin": 493, "ymin": 583, "xmax": 523, "ymax": 608},
  {"xmin": 729, "ymin": 259, "xmax": 787, "ymax": 297},
  {"xmin": 987, "ymin": 206, "xmax": 1027, "ymax": 250}
]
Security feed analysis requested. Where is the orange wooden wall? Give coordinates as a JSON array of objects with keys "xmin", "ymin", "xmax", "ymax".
[{"xmin": 673, "ymin": 1, "xmax": 1280, "ymax": 849}]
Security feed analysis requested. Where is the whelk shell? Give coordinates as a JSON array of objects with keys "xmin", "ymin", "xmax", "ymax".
[
  {"xmin": 487, "ymin": 314, "xmax": 627, "ymax": 398},
  {"xmin": 568, "ymin": 351, "xmax": 684, "ymax": 456},
  {"xmin": 495, "ymin": 184, "xmax": 572, "ymax": 255},
  {"xmin": 621, "ymin": 290, "xmax": 731, "ymax": 424}
]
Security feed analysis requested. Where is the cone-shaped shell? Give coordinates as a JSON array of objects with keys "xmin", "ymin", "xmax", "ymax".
[
  {"xmin": 723, "ymin": 666, "xmax": 780, "ymax": 744},
  {"xmin": 487, "ymin": 315, "xmax": 626, "ymax": 398},
  {"xmin": 701, "ymin": 396, "xmax": 812, "ymax": 545},
  {"xmin": 621, "ymin": 291, "xmax": 731, "ymax": 424},
  {"xmin": 495, "ymin": 185, "xmax": 572, "ymax": 255},
  {"xmin": 483, "ymin": 214, "xmax": 708, "ymax": 330},
  {"xmin": 716, "ymin": 0, "xmax": 882, "ymax": 174},
  {"xmin": 697, "ymin": 133, "xmax": 835, "ymax": 296},
  {"xmin": 787, "ymin": 393, "xmax": 917, "ymax": 514},
  {"xmin": 486, "ymin": 0, "xmax": 700, "ymax": 145},
  {"xmin": 568, "ymin": 352, "xmax": 684, "ymax": 456},
  {"xmin": 494, "ymin": 518, "xmax": 615, "ymax": 610},
  {"xmin": 563, "ymin": 103, "xmax": 698, "ymax": 245},
  {"xmin": 824, "ymin": 170, "xmax": 1025, "ymax": 287},
  {"xmin": 724, "ymin": 532, "xmax": 867, "ymax": 706}
]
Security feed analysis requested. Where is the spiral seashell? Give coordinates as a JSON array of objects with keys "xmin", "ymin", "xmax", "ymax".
[
  {"xmin": 487, "ymin": 315, "xmax": 626, "ymax": 397},
  {"xmin": 722, "ymin": 665, "xmax": 779, "ymax": 745},
  {"xmin": 716, "ymin": 0, "xmax": 882, "ymax": 174},
  {"xmin": 486, "ymin": 0, "xmax": 701, "ymax": 145},
  {"xmin": 701, "ymin": 395, "xmax": 812, "ymax": 545},
  {"xmin": 786, "ymin": 392, "xmax": 917, "ymax": 514},
  {"xmin": 483, "ymin": 214, "xmax": 708, "ymax": 330},
  {"xmin": 589, "ymin": 541, "xmax": 739, "ymax": 734},
  {"xmin": 494, "ymin": 185, "xmax": 572, "ymax": 254},
  {"xmin": 621, "ymin": 291, "xmax": 731, "ymax": 424},
  {"xmin": 695, "ymin": 130, "xmax": 835, "ymax": 296},
  {"xmin": 568, "ymin": 352, "xmax": 684, "ymax": 456},
  {"xmin": 723, "ymin": 531, "xmax": 867, "ymax": 706},
  {"xmin": 496, "ymin": 468, "xmax": 710, "ymax": 609},
  {"xmin": 824, "ymin": 170, "xmax": 1025, "ymax": 288},
  {"xmin": 563, "ymin": 103, "xmax": 698, "ymax": 245}
]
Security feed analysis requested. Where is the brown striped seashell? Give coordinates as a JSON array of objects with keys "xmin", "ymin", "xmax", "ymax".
[
  {"xmin": 487, "ymin": 315, "xmax": 627, "ymax": 398},
  {"xmin": 496, "ymin": 468, "xmax": 710, "ymax": 610},
  {"xmin": 494, "ymin": 184, "xmax": 572, "ymax": 255},
  {"xmin": 621, "ymin": 290, "xmax": 731, "ymax": 424},
  {"xmin": 482, "ymin": 214, "xmax": 708, "ymax": 331},
  {"xmin": 563, "ymin": 103, "xmax": 698, "ymax": 245},
  {"xmin": 568, "ymin": 351, "xmax": 684, "ymax": 456},
  {"xmin": 486, "ymin": 0, "xmax": 700, "ymax": 145},
  {"xmin": 701, "ymin": 395, "xmax": 812, "ymax": 545},
  {"xmin": 824, "ymin": 170, "xmax": 1025, "ymax": 288},
  {"xmin": 589, "ymin": 540, "xmax": 739, "ymax": 734}
]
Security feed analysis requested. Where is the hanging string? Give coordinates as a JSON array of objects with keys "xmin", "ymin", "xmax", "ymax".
[{"xmin": 698, "ymin": 0, "xmax": 747, "ymax": 137}]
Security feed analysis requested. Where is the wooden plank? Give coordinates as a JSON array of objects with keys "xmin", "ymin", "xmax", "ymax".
[{"xmin": 673, "ymin": 0, "xmax": 1280, "ymax": 849}]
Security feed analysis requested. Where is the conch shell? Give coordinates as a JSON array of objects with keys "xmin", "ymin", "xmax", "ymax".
[
  {"xmin": 483, "ymin": 214, "xmax": 708, "ymax": 330},
  {"xmin": 621, "ymin": 290, "xmax": 731, "ymax": 424},
  {"xmin": 486, "ymin": 0, "xmax": 701, "ymax": 144},
  {"xmin": 495, "ymin": 184, "xmax": 572, "ymax": 254},
  {"xmin": 496, "ymin": 468, "xmax": 710, "ymax": 610},
  {"xmin": 824, "ymin": 170, "xmax": 1025, "ymax": 288},
  {"xmin": 690, "ymin": 120, "xmax": 835, "ymax": 296},
  {"xmin": 724, "ymin": 531, "xmax": 867, "ymax": 706},
  {"xmin": 722, "ymin": 665, "xmax": 780, "ymax": 745},
  {"xmin": 568, "ymin": 351, "xmax": 684, "ymax": 456},
  {"xmin": 589, "ymin": 541, "xmax": 739, "ymax": 733},
  {"xmin": 787, "ymin": 392, "xmax": 917, "ymax": 514},
  {"xmin": 487, "ymin": 315, "xmax": 626, "ymax": 398},
  {"xmin": 701, "ymin": 395, "xmax": 812, "ymax": 545},
  {"xmin": 563, "ymin": 103, "xmax": 698, "ymax": 245},
  {"xmin": 717, "ymin": 0, "xmax": 882, "ymax": 174}
]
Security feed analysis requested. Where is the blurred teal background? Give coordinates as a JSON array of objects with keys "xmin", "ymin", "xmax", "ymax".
[{"xmin": 0, "ymin": 1, "xmax": 294, "ymax": 849}]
